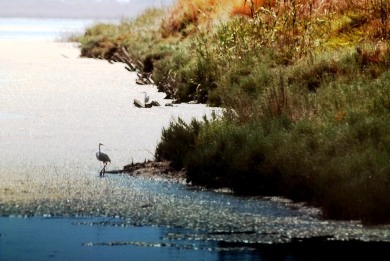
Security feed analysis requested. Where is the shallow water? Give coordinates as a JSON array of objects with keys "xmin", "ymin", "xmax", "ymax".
[
  {"xmin": 0, "ymin": 20, "xmax": 390, "ymax": 260},
  {"xmin": 0, "ymin": 217, "xmax": 218, "ymax": 260},
  {"xmin": 1, "ymin": 217, "xmax": 390, "ymax": 261}
]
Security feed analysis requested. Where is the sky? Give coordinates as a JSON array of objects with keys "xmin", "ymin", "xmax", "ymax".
[{"xmin": 0, "ymin": 0, "xmax": 174, "ymax": 19}]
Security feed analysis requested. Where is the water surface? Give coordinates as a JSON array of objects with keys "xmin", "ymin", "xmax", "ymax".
[{"xmin": 0, "ymin": 18, "xmax": 97, "ymax": 40}]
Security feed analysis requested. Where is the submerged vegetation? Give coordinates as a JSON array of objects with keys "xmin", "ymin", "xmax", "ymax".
[{"xmin": 78, "ymin": 0, "xmax": 390, "ymax": 224}]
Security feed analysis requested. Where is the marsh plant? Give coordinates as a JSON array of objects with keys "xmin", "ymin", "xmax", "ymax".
[{"xmin": 78, "ymin": 0, "xmax": 390, "ymax": 224}]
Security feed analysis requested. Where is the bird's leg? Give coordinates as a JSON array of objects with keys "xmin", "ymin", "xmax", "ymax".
[{"xmin": 102, "ymin": 162, "xmax": 107, "ymax": 177}]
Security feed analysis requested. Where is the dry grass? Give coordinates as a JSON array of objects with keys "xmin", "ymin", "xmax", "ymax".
[
  {"xmin": 231, "ymin": 0, "xmax": 276, "ymax": 17},
  {"xmin": 160, "ymin": 0, "xmax": 220, "ymax": 37},
  {"xmin": 161, "ymin": 0, "xmax": 389, "ymax": 41}
]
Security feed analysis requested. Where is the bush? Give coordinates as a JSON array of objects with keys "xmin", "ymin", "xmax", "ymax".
[
  {"xmin": 155, "ymin": 111, "xmax": 390, "ymax": 222},
  {"xmin": 155, "ymin": 118, "xmax": 204, "ymax": 169}
]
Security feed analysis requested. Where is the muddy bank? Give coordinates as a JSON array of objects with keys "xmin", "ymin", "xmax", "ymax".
[{"xmin": 106, "ymin": 161, "xmax": 187, "ymax": 184}]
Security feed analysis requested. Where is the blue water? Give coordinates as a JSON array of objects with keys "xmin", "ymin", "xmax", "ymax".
[
  {"xmin": 0, "ymin": 18, "xmax": 110, "ymax": 40},
  {"xmin": 1, "ymin": 216, "xmax": 390, "ymax": 261},
  {"xmin": 0, "ymin": 217, "xmax": 218, "ymax": 261}
]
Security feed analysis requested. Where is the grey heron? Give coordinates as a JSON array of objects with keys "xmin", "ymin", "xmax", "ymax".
[
  {"xmin": 96, "ymin": 143, "xmax": 111, "ymax": 177},
  {"xmin": 143, "ymin": 91, "xmax": 150, "ymax": 105}
]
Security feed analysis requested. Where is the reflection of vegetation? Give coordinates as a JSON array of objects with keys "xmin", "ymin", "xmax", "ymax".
[{"xmin": 78, "ymin": 0, "xmax": 390, "ymax": 224}]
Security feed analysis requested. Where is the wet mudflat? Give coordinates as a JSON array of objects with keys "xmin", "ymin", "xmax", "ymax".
[{"xmin": 0, "ymin": 35, "xmax": 390, "ymax": 260}]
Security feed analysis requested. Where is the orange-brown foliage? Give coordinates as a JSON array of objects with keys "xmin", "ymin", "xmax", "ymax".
[
  {"xmin": 163, "ymin": 0, "xmax": 389, "ymax": 40},
  {"xmin": 231, "ymin": 0, "xmax": 276, "ymax": 17},
  {"xmin": 161, "ymin": 0, "xmax": 220, "ymax": 36},
  {"xmin": 230, "ymin": 0, "xmax": 340, "ymax": 18}
]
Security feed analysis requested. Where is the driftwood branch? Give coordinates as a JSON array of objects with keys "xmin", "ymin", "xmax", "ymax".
[
  {"xmin": 108, "ymin": 46, "xmax": 180, "ymax": 102},
  {"xmin": 109, "ymin": 46, "xmax": 154, "ymax": 85}
]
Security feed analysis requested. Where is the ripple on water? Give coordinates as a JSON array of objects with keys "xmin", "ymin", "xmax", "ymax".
[{"xmin": 1, "ymin": 166, "xmax": 390, "ymax": 244}]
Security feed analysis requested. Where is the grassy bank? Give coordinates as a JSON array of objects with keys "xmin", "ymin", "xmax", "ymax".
[{"xmin": 78, "ymin": 0, "xmax": 390, "ymax": 224}]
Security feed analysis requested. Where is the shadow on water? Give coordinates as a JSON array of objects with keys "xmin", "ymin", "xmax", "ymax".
[{"xmin": 217, "ymin": 239, "xmax": 390, "ymax": 260}]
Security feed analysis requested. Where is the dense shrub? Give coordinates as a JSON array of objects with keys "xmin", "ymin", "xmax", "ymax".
[
  {"xmin": 155, "ymin": 118, "xmax": 204, "ymax": 169},
  {"xmin": 155, "ymin": 112, "xmax": 390, "ymax": 223}
]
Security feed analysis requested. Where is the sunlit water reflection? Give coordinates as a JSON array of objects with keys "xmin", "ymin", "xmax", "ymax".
[{"xmin": 0, "ymin": 22, "xmax": 390, "ymax": 260}]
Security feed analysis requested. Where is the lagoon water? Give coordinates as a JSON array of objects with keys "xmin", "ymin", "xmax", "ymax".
[
  {"xmin": 0, "ymin": 18, "xmax": 95, "ymax": 40},
  {"xmin": 1, "ymin": 19, "xmax": 390, "ymax": 260}
]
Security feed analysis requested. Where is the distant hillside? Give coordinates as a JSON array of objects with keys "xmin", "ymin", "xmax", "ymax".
[{"xmin": 0, "ymin": 0, "xmax": 172, "ymax": 19}]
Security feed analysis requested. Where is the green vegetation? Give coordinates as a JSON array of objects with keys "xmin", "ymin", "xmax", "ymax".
[{"xmin": 77, "ymin": 0, "xmax": 390, "ymax": 224}]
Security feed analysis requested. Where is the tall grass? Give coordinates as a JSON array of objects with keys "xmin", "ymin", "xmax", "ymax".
[{"xmin": 78, "ymin": 0, "xmax": 390, "ymax": 223}]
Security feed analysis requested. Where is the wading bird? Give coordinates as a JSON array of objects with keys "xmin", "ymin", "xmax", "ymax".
[
  {"xmin": 143, "ymin": 91, "xmax": 150, "ymax": 105},
  {"xmin": 96, "ymin": 143, "xmax": 111, "ymax": 177}
]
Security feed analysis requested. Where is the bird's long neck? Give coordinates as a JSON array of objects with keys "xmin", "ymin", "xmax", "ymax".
[{"xmin": 98, "ymin": 144, "xmax": 102, "ymax": 153}]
